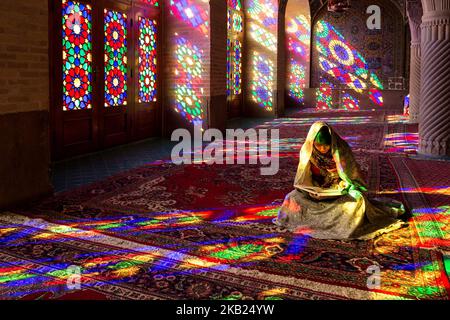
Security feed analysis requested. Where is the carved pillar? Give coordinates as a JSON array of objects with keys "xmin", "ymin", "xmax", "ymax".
[
  {"xmin": 419, "ymin": 0, "xmax": 450, "ymax": 156},
  {"xmin": 407, "ymin": 0, "xmax": 423, "ymax": 123}
]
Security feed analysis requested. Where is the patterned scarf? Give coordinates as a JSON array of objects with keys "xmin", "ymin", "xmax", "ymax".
[{"xmin": 310, "ymin": 145, "xmax": 340, "ymax": 188}]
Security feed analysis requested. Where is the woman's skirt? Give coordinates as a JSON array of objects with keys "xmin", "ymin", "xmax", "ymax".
[{"xmin": 274, "ymin": 189, "xmax": 407, "ymax": 240}]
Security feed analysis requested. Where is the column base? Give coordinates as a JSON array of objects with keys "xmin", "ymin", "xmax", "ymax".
[{"xmin": 419, "ymin": 138, "xmax": 450, "ymax": 157}]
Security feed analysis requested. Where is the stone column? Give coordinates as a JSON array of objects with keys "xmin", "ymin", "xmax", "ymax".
[
  {"xmin": 419, "ymin": 0, "xmax": 450, "ymax": 157},
  {"xmin": 407, "ymin": 1, "xmax": 423, "ymax": 123}
]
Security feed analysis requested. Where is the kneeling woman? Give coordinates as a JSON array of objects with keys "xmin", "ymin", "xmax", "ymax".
[{"xmin": 274, "ymin": 121, "xmax": 406, "ymax": 240}]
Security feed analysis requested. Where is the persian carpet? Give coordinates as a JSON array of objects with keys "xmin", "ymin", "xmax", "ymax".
[{"xmin": 389, "ymin": 157, "xmax": 450, "ymax": 251}]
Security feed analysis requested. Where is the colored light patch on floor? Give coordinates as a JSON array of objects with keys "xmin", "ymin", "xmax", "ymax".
[{"xmin": 384, "ymin": 132, "xmax": 418, "ymax": 154}]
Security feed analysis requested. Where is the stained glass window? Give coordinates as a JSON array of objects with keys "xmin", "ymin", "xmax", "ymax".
[
  {"xmin": 227, "ymin": 0, "xmax": 243, "ymax": 97},
  {"xmin": 142, "ymin": 0, "xmax": 159, "ymax": 7},
  {"xmin": 62, "ymin": 0, "xmax": 92, "ymax": 111},
  {"xmin": 170, "ymin": 0, "xmax": 209, "ymax": 36},
  {"xmin": 138, "ymin": 17, "xmax": 158, "ymax": 103},
  {"xmin": 104, "ymin": 9, "xmax": 128, "ymax": 107}
]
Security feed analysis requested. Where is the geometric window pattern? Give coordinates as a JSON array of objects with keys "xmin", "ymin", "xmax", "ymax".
[
  {"xmin": 247, "ymin": 0, "xmax": 277, "ymax": 28},
  {"xmin": 227, "ymin": 0, "xmax": 244, "ymax": 97},
  {"xmin": 62, "ymin": 0, "xmax": 93, "ymax": 111},
  {"xmin": 104, "ymin": 10, "xmax": 128, "ymax": 107},
  {"xmin": 138, "ymin": 17, "xmax": 158, "ymax": 103}
]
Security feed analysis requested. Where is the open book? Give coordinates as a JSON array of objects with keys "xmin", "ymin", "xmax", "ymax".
[{"xmin": 296, "ymin": 185, "xmax": 344, "ymax": 198}]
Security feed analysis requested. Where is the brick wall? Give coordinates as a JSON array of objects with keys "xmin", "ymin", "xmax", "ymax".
[{"xmin": 0, "ymin": 0, "xmax": 52, "ymax": 209}]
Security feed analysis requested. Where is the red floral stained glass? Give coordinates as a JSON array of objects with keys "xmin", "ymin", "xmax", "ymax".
[
  {"xmin": 104, "ymin": 9, "xmax": 128, "ymax": 107},
  {"xmin": 138, "ymin": 17, "xmax": 158, "ymax": 103},
  {"xmin": 62, "ymin": 0, "xmax": 92, "ymax": 111}
]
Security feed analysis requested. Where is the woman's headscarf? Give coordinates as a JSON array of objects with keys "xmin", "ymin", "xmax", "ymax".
[{"xmin": 294, "ymin": 121, "xmax": 368, "ymax": 192}]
